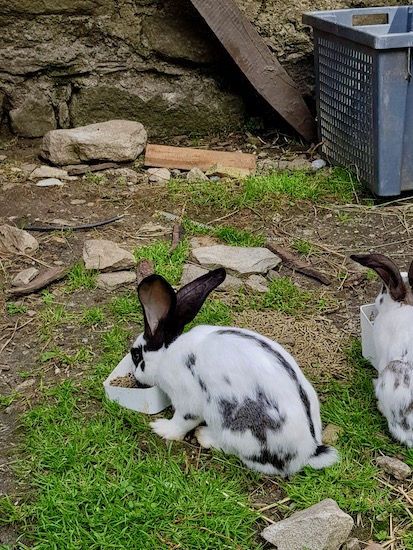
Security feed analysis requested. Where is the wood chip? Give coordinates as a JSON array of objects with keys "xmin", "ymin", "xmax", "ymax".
[
  {"xmin": 136, "ymin": 258, "xmax": 155, "ymax": 286},
  {"xmin": 170, "ymin": 223, "xmax": 184, "ymax": 252}
]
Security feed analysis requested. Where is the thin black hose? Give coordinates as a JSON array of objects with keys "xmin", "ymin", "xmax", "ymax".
[{"xmin": 22, "ymin": 214, "xmax": 124, "ymax": 232}]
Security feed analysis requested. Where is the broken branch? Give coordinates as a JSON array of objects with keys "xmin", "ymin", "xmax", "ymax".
[{"xmin": 267, "ymin": 242, "xmax": 331, "ymax": 285}]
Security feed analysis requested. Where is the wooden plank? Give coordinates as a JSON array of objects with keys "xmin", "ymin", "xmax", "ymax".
[
  {"xmin": 144, "ymin": 143, "xmax": 256, "ymax": 172},
  {"xmin": 189, "ymin": 0, "xmax": 317, "ymax": 142}
]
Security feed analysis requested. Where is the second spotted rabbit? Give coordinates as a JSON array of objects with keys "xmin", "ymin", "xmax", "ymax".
[{"xmin": 352, "ymin": 253, "xmax": 413, "ymax": 446}]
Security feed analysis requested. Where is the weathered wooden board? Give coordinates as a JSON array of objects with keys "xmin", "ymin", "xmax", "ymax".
[
  {"xmin": 144, "ymin": 143, "xmax": 256, "ymax": 171},
  {"xmin": 6, "ymin": 267, "xmax": 67, "ymax": 296},
  {"xmin": 189, "ymin": 0, "xmax": 317, "ymax": 142}
]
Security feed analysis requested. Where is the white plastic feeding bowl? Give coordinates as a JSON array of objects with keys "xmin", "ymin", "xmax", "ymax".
[{"xmin": 103, "ymin": 353, "xmax": 171, "ymax": 414}]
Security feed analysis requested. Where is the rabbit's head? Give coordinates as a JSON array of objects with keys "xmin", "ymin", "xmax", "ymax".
[
  {"xmin": 351, "ymin": 253, "xmax": 413, "ymax": 312},
  {"xmin": 130, "ymin": 267, "xmax": 226, "ymax": 384}
]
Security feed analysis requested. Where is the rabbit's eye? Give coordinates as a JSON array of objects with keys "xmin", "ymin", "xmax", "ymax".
[{"xmin": 131, "ymin": 345, "xmax": 145, "ymax": 371}]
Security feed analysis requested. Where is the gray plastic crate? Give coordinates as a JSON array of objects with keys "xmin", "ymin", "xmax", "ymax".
[{"xmin": 303, "ymin": 6, "xmax": 413, "ymax": 196}]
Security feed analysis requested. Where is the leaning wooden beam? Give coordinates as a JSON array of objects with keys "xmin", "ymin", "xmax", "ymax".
[{"xmin": 189, "ymin": 0, "xmax": 317, "ymax": 142}]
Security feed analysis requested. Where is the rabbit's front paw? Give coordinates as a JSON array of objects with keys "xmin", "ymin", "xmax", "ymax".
[{"xmin": 150, "ymin": 418, "xmax": 186, "ymax": 441}]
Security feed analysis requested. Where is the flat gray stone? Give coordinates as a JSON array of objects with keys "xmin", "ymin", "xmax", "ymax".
[
  {"xmin": 186, "ymin": 167, "xmax": 208, "ymax": 181},
  {"xmin": 245, "ymin": 274, "xmax": 269, "ymax": 292},
  {"xmin": 83, "ymin": 239, "xmax": 136, "ymax": 272},
  {"xmin": 41, "ymin": 120, "xmax": 147, "ymax": 166},
  {"xmin": 30, "ymin": 165, "xmax": 75, "ymax": 180},
  {"xmin": 106, "ymin": 167, "xmax": 139, "ymax": 184},
  {"xmin": 191, "ymin": 245, "xmax": 281, "ymax": 275},
  {"xmin": 180, "ymin": 263, "xmax": 241, "ymax": 292},
  {"xmin": 0, "ymin": 225, "xmax": 39, "ymax": 255},
  {"xmin": 96, "ymin": 271, "xmax": 136, "ymax": 290},
  {"xmin": 148, "ymin": 167, "xmax": 171, "ymax": 183},
  {"xmin": 12, "ymin": 267, "xmax": 39, "ymax": 286},
  {"xmin": 376, "ymin": 455, "xmax": 412, "ymax": 480},
  {"xmin": 262, "ymin": 498, "xmax": 354, "ymax": 550},
  {"xmin": 35, "ymin": 178, "xmax": 64, "ymax": 187},
  {"xmin": 322, "ymin": 424, "xmax": 344, "ymax": 446}
]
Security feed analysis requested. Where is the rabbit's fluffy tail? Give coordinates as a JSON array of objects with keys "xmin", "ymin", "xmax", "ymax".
[{"xmin": 307, "ymin": 445, "xmax": 339, "ymax": 469}]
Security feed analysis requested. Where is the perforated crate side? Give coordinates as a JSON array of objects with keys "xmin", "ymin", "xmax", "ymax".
[{"xmin": 314, "ymin": 32, "xmax": 376, "ymax": 186}]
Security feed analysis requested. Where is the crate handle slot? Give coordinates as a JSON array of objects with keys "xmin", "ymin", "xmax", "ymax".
[{"xmin": 352, "ymin": 13, "xmax": 388, "ymax": 26}]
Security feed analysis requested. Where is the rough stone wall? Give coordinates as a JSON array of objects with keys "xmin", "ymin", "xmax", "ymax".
[{"xmin": 0, "ymin": 0, "xmax": 403, "ymax": 138}]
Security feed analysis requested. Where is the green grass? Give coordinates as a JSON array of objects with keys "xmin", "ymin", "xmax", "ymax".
[
  {"xmin": 82, "ymin": 172, "xmax": 108, "ymax": 185},
  {"xmin": 134, "ymin": 241, "xmax": 189, "ymax": 286},
  {"xmin": 38, "ymin": 304, "xmax": 75, "ymax": 341},
  {"xmin": 291, "ymin": 239, "xmax": 318, "ymax": 258},
  {"xmin": 2, "ymin": 328, "xmax": 262, "ymax": 550},
  {"xmin": 168, "ymin": 166, "xmax": 363, "ymax": 210},
  {"xmin": 187, "ymin": 299, "xmax": 233, "ymax": 329},
  {"xmin": 4, "ymin": 328, "xmax": 413, "ymax": 548},
  {"xmin": 213, "ymin": 227, "xmax": 265, "ymax": 247},
  {"xmin": 6, "ymin": 303, "xmax": 27, "ymax": 314},
  {"xmin": 107, "ymin": 292, "xmax": 141, "ymax": 324},
  {"xmin": 39, "ymin": 346, "xmax": 93, "ymax": 369},
  {"xmin": 65, "ymin": 263, "xmax": 97, "ymax": 292},
  {"xmin": 182, "ymin": 219, "xmax": 265, "ymax": 247},
  {"xmin": 255, "ymin": 277, "xmax": 312, "ymax": 314},
  {"xmin": 80, "ymin": 307, "xmax": 106, "ymax": 327}
]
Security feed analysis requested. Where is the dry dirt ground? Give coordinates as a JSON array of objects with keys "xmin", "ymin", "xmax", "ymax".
[{"xmin": 1, "ymin": 134, "xmax": 413, "ymax": 546}]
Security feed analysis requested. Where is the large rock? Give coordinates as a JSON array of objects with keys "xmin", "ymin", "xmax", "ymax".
[
  {"xmin": 191, "ymin": 245, "xmax": 281, "ymax": 275},
  {"xmin": 261, "ymin": 499, "xmax": 354, "ymax": 550},
  {"xmin": 68, "ymin": 73, "xmax": 245, "ymax": 137},
  {"xmin": 9, "ymin": 92, "xmax": 56, "ymax": 137},
  {"xmin": 0, "ymin": 8, "xmax": 245, "ymax": 139},
  {"xmin": 0, "ymin": 225, "xmax": 39, "ymax": 255},
  {"xmin": 0, "ymin": 0, "xmax": 111, "ymax": 15},
  {"xmin": 41, "ymin": 120, "xmax": 147, "ymax": 166},
  {"xmin": 83, "ymin": 239, "xmax": 136, "ymax": 272}
]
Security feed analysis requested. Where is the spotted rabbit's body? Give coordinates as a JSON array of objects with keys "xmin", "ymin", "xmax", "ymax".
[{"xmin": 131, "ymin": 268, "xmax": 338, "ymax": 477}]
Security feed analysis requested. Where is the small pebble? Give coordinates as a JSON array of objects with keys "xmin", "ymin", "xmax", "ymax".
[
  {"xmin": 376, "ymin": 455, "xmax": 412, "ymax": 480},
  {"xmin": 36, "ymin": 178, "xmax": 64, "ymax": 187},
  {"xmin": 311, "ymin": 159, "xmax": 326, "ymax": 171}
]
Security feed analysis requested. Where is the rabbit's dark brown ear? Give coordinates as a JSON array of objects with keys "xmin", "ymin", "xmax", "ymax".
[
  {"xmin": 174, "ymin": 268, "xmax": 226, "ymax": 332},
  {"xmin": 351, "ymin": 253, "xmax": 406, "ymax": 301},
  {"xmin": 408, "ymin": 260, "xmax": 413, "ymax": 291},
  {"xmin": 137, "ymin": 274, "xmax": 177, "ymax": 349}
]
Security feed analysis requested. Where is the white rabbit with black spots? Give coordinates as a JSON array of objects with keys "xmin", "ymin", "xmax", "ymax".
[
  {"xmin": 130, "ymin": 267, "xmax": 338, "ymax": 477},
  {"xmin": 351, "ymin": 253, "xmax": 413, "ymax": 446}
]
